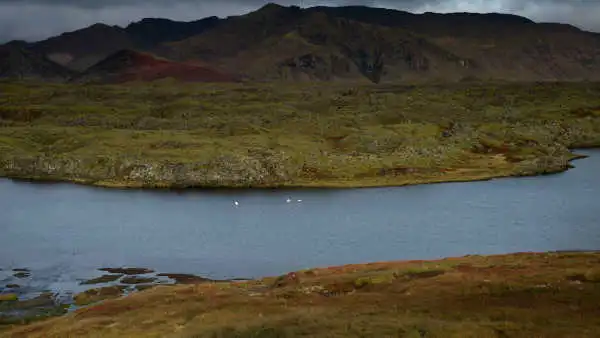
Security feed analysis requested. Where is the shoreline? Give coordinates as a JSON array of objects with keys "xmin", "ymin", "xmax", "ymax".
[
  {"xmin": 3, "ymin": 250, "xmax": 600, "ymax": 337},
  {"xmin": 0, "ymin": 149, "xmax": 594, "ymax": 191}
]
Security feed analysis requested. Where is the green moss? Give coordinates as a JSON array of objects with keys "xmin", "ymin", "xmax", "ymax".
[
  {"xmin": 0, "ymin": 294, "xmax": 18, "ymax": 302},
  {"xmin": 0, "ymin": 81, "xmax": 599, "ymax": 188},
  {"xmin": 353, "ymin": 274, "xmax": 395, "ymax": 288},
  {"xmin": 73, "ymin": 285, "xmax": 128, "ymax": 306}
]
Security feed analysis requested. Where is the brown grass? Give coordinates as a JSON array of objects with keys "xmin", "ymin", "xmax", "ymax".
[{"xmin": 3, "ymin": 252, "xmax": 600, "ymax": 337}]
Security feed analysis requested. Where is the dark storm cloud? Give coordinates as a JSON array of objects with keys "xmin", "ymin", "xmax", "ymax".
[{"xmin": 1, "ymin": 0, "xmax": 599, "ymax": 43}]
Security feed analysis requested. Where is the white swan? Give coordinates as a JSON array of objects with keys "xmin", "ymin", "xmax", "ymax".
[
  {"xmin": 233, "ymin": 200, "xmax": 239, "ymax": 206},
  {"xmin": 286, "ymin": 197, "xmax": 292, "ymax": 203}
]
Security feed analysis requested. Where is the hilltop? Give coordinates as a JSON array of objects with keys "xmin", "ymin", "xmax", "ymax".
[{"xmin": 2, "ymin": 3, "xmax": 600, "ymax": 83}]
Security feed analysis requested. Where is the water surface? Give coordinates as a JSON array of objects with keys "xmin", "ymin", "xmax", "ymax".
[{"xmin": 1, "ymin": 150, "xmax": 599, "ymax": 299}]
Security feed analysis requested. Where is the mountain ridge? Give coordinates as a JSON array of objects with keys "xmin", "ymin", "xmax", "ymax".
[{"xmin": 2, "ymin": 4, "xmax": 600, "ymax": 83}]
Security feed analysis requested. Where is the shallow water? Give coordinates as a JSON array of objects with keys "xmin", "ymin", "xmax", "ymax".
[{"xmin": 1, "ymin": 150, "xmax": 599, "ymax": 300}]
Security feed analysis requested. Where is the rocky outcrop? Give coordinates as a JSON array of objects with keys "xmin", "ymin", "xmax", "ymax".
[
  {"xmin": 0, "ymin": 151, "xmax": 297, "ymax": 188},
  {"xmin": 98, "ymin": 268, "xmax": 154, "ymax": 275}
]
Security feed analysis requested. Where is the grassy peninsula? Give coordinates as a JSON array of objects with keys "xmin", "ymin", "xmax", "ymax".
[
  {"xmin": 3, "ymin": 251, "xmax": 600, "ymax": 337},
  {"xmin": 1, "ymin": 80, "xmax": 600, "ymax": 188}
]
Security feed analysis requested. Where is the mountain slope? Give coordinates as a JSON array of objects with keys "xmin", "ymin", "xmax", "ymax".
[
  {"xmin": 28, "ymin": 16, "xmax": 221, "ymax": 72},
  {"xmin": 163, "ymin": 3, "xmax": 600, "ymax": 83},
  {"xmin": 164, "ymin": 8, "xmax": 480, "ymax": 83},
  {"xmin": 0, "ymin": 41, "xmax": 74, "ymax": 81},
  {"xmin": 71, "ymin": 49, "xmax": 236, "ymax": 83},
  {"xmin": 31, "ymin": 23, "xmax": 136, "ymax": 71}
]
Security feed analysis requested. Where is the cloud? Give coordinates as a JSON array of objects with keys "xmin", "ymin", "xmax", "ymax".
[{"xmin": 1, "ymin": 0, "xmax": 599, "ymax": 43}]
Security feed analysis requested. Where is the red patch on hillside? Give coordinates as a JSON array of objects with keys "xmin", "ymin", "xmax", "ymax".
[{"xmin": 81, "ymin": 49, "xmax": 236, "ymax": 83}]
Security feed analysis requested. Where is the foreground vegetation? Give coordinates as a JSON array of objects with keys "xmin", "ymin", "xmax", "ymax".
[
  {"xmin": 2, "ymin": 251, "xmax": 599, "ymax": 337},
  {"xmin": 1, "ymin": 80, "xmax": 599, "ymax": 188}
]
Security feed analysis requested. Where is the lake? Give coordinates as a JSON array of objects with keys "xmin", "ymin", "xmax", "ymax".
[{"xmin": 1, "ymin": 149, "xmax": 599, "ymax": 301}]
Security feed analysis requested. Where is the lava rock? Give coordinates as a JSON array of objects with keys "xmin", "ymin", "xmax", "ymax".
[
  {"xmin": 121, "ymin": 276, "xmax": 156, "ymax": 285},
  {"xmin": 99, "ymin": 267, "xmax": 154, "ymax": 275},
  {"xmin": 12, "ymin": 268, "xmax": 29, "ymax": 272},
  {"xmin": 13, "ymin": 272, "xmax": 31, "ymax": 279},
  {"xmin": 156, "ymin": 273, "xmax": 212, "ymax": 284},
  {"xmin": 80, "ymin": 274, "xmax": 123, "ymax": 285}
]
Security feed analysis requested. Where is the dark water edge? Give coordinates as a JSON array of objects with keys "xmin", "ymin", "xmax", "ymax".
[{"xmin": 1, "ymin": 149, "xmax": 599, "ymax": 324}]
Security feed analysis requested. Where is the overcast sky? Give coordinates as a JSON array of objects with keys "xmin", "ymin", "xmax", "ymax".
[{"xmin": 1, "ymin": 0, "xmax": 599, "ymax": 43}]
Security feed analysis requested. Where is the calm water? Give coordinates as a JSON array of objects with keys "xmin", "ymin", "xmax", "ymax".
[{"xmin": 1, "ymin": 150, "xmax": 599, "ymax": 299}]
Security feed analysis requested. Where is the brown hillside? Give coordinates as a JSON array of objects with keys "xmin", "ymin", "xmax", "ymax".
[
  {"xmin": 0, "ymin": 41, "xmax": 74, "ymax": 81},
  {"xmin": 163, "ymin": 3, "xmax": 600, "ymax": 83},
  {"xmin": 165, "ymin": 8, "xmax": 479, "ymax": 83},
  {"xmin": 71, "ymin": 49, "xmax": 236, "ymax": 84},
  {"xmin": 28, "ymin": 17, "xmax": 222, "ymax": 72},
  {"xmin": 32, "ymin": 23, "xmax": 136, "ymax": 71}
]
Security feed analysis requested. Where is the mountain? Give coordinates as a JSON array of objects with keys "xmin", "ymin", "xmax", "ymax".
[
  {"xmin": 71, "ymin": 49, "xmax": 236, "ymax": 83},
  {"xmin": 3, "ymin": 3, "xmax": 600, "ymax": 83},
  {"xmin": 0, "ymin": 41, "xmax": 74, "ymax": 81},
  {"xmin": 29, "ymin": 16, "xmax": 221, "ymax": 72},
  {"xmin": 163, "ymin": 4, "xmax": 600, "ymax": 82}
]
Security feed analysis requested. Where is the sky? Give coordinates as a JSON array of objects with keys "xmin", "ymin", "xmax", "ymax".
[{"xmin": 1, "ymin": 0, "xmax": 599, "ymax": 43}]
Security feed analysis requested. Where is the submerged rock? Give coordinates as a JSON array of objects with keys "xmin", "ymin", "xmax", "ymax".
[
  {"xmin": 121, "ymin": 276, "xmax": 156, "ymax": 285},
  {"xmin": 5, "ymin": 284, "xmax": 20, "ymax": 289},
  {"xmin": 99, "ymin": 267, "xmax": 154, "ymax": 275},
  {"xmin": 80, "ymin": 274, "xmax": 123, "ymax": 285},
  {"xmin": 156, "ymin": 273, "xmax": 212, "ymax": 284},
  {"xmin": 13, "ymin": 272, "xmax": 30, "ymax": 279}
]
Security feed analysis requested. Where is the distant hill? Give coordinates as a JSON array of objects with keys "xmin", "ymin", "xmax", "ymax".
[
  {"xmin": 3, "ymin": 3, "xmax": 600, "ymax": 83},
  {"xmin": 29, "ymin": 16, "xmax": 220, "ymax": 72},
  {"xmin": 71, "ymin": 49, "xmax": 236, "ymax": 83},
  {"xmin": 0, "ymin": 41, "xmax": 74, "ymax": 81},
  {"xmin": 31, "ymin": 23, "xmax": 136, "ymax": 72}
]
